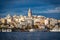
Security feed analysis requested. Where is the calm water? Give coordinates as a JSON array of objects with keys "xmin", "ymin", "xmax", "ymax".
[{"xmin": 0, "ymin": 32, "xmax": 60, "ymax": 40}]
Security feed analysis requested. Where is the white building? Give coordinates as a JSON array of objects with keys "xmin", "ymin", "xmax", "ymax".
[
  {"xmin": 6, "ymin": 18, "xmax": 12, "ymax": 23},
  {"xmin": 2, "ymin": 28, "xmax": 12, "ymax": 32},
  {"xmin": 25, "ymin": 18, "xmax": 34, "ymax": 28},
  {"xmin": 34, "ymin": 19, "xmax": 40, "ymax": 25},
  {"xmin": 50, "ymin": 25, "xmax": 60, "ymax": 32},
  {"xmin": 6, "ymin": 29, "xmax": 12, "ymax": 32},
  {"xmin": 50, "ymin": 18, "xmax": 58, "ymax": 26},
  {"xmin": 44, "ymin": 18, "xmax": 50, "ymax": 25}
]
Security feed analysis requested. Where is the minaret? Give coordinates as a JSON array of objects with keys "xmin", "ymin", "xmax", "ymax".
[{"xmin": 28, "ymin": 8, "xmax": 32, "ymax": 17}]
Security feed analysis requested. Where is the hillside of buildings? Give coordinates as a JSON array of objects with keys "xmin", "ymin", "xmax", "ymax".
[{"xmin": 0, "ymin": 8, "xmax": 60, "ymax": 32}]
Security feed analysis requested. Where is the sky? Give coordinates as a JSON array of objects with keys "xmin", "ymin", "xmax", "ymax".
[{"xmin": 0, "ymin": 0, "xmax": 60, "ymax": 15}]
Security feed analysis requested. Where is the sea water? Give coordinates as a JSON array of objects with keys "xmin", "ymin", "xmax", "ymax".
[{"xmin": 0, "ymin": 32, "xmax": 60, "ymax": 40}]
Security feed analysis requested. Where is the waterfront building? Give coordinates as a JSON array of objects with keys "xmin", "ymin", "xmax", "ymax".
[
  {"xmin": 2, "ymin": 29, "xmax": 6, "ymax": 32},
  {"xmin": 50, "ymin": 18, "xmax": 58, "ymax": 26},
  {"xmin": 6, "ymin": 29, "xmax": 12, "ymax": 32},
  {"xmin": 58, "ymin": 20, "xmax": 60, "ymax": 23},
  {"xmin": 1, "ymin": 28, "xmax": 12, "ymax": 32},
  {"xmin": 38, "ymin": 25, "xmax": 45, "ymax": 30},
  {"xmin": 20, "ymin": 15, "xmax": 25, "ymax": 21},
  {"xmin": 34, "ymin": 19, "xmax": 40, "ymax": 26},
  {"xmin": 17, "ymin": 23, "xmax": 22, "ymax": 28},
  {"xmin": 50, "ymin": 25, "xmax": 59, "ymax": 32},
  {"xmin": 37, "ymin": 15, "xmax": 46, "ymax": 19},
  {"xmin": 6, "ymin": 18, "xmax": 12, "ymax": 24},
  {"xmin": 0, "ymin": 8, "xmax": 60, "ymax": 32},
  {"xmin": 1, "ymin": 18, "xmax": 6, "ymax": 24},
  {"xmin": 26, "ymin": 19, "xmax": 34, "ymax": 27},
  {"xmin": 28, "ymin": 29, "xmax": 36, "ymax": 32},
  {"xmin": 1, "ymin": 18, "xmax": 4, "ymax": 24},
  {"xmin": 15, "ymin": 18, "xmax": 19, "ymax": 22}
]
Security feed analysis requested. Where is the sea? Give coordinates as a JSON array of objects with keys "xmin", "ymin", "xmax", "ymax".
[
  {"xmin": 0, "ymin": 13, "xmax": 60, "ymax": 40},
  {"xmin": 0, "ymin": 32, "xmax": 60, "ymax": 40}
]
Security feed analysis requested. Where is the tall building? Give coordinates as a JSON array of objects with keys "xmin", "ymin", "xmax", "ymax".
[{"xmin": 28, "ymin": 8, "xmax": 32, "ymax": 17}]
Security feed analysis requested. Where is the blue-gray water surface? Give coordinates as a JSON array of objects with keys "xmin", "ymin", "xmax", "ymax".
[{"xmin": 0, "ymin": 32, "xmax": 60, "ymax": 40}]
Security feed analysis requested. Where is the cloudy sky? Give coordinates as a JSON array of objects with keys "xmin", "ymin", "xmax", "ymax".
[{"xmin": 0, "ymin": 0, "xmax": 60, "ymax": 15}]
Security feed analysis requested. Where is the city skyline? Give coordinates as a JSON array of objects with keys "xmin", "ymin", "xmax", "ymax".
[
  {"xmin": 0, "ymin": 0, "xmax": 60, "ymax": 19},
  {"xmin": 0, "ymin": 8, "xmax": 60, "ymax": 32}
]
